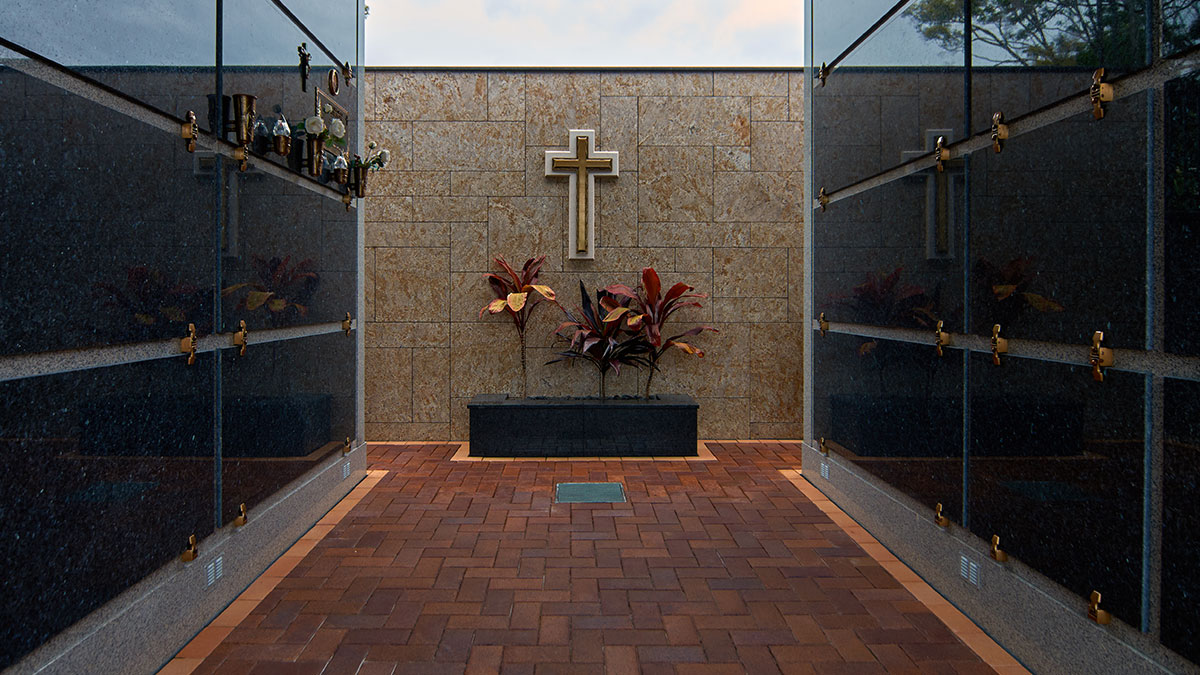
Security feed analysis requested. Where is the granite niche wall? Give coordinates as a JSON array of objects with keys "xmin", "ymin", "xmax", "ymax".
[{"xmin": 362, "ymin": 70, "xmax": 806, "ymax": 441}]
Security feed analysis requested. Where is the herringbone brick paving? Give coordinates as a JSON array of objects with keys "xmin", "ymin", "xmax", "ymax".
[{"xmin": 190, "ymin": 442, "xmax": 999, "ymax": 674}]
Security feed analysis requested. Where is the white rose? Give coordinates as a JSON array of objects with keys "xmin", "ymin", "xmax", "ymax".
[
  {"xmin": 368, "ymin": 141, "xmax": 377, "ymax": 150},
  {"xmin": 378, "ymin": 149, "xmax": 390, "ymax": 167},
  {"xmin": 304, "ymin": 116, "xmax": 325, "ymax": 135},
  {"xmin": 329, "ymin": 118, "xmax": 346, "ymax": 138},
  {"xmin": 323, "ymin": 103, "xmax": 333, "ymax": 114}
]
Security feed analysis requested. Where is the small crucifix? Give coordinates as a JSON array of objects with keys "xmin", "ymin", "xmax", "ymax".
[
  {"xmin": 545, "ymin": 129, "xmax": 619, "ymax": 260},
  {"xmin": 902, "ymin": 129, "xmax": 963, "ymax": 260}
]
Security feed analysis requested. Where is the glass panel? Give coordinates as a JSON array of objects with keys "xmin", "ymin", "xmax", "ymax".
[
  {"xmin": 1164, "ymin": 67, "xmax": 1200, "ymax": 356},
  {"xmin": 223, "ymin": 0, "xmax": 357, "ymax": 177},
  {"xmin": 813, "ymin": 333, "xmax": 964, "ymax": 518},
  {"xmin": 0, "ymin": 359, "xmax": 215, "ymax": 669},
  {"xmin": 0, "ymin": 1, "xmax": 217, "ymax": 131},
  {"xmin": 814, "ymin": 174, "xmax": 966, "ymax": 333},
  {"xmin": 221, "ymin": 331, "xmax": 354, "ymax": 525},
  {"xmin": 812, "ymin": 22, "xmax": 963, "ymax": 191},
  {"xmin": 970, "ymin": 0, "xmax": 1149, "ymax": 133},
  {"xmin": 967, "ymin": 91, "xmax": 1147, "ymax": 349},
  {"xmin": 281, "ymin": 0, "xmax": 358, "ymax": 66},
  {"xmin": 220, "ymin": 173, "xmax": 356, "ymax": 332},
  {"xmin": 967, "ymin": 355, "xmax": 1144, "ymax": 626},
  {"xmin": 1163, "ymin": 0, "xmax": 1200, "ymax": 59},
  {"xmin": 1163, "ymin": 378, "xmax": 1200, "ymax": 663},
  {"xmin": 0, "ymin": 59, "xmax": 217, "ymax": 357}
]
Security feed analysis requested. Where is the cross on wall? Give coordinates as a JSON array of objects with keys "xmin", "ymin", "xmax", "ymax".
[{"xmin": 544, "ymin": 129, "xmax": 619, "ymax": 260}]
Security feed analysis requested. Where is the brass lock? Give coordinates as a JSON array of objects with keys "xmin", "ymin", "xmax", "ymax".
[
  {"xmin": 1090, "ymin": 68, "xmax": 1114, "ymax": 120},
  {"xmin": 934, "ymin": 502, "xmax": 950, "ymax": 528},
  {"xmin": 233, "ymin": 503, "xmax": 248, "ymax": 527},
  {"xmin": 991, "ymin": 324, "xmax": 1008, "ymax": 366},
  {"xmin": 991, "ymin": 112, "xmax": 1009, "ymax": 153},
  {"xmin": 181, "ymin": 534, "xmax": 198, "ymax": 562},
  {"xmin": 232, "ymin": 320, "xmax": 248, "ymax": 357},
  {"xmin": 818, "ymin": 312, "xmax": 829, "ymax": 337},
  {"xmin": 989, "ymin": 534, "xmax": 1008, "ymax": 562},
  {"xmin": 180, "ymin": 110, "xmax": 198, "ymax": 153},
  {"xmin": 1089, "ymin": 331, "xmax": 1114, "ymax": 382},
  {"xmin": 934, "ymin": 320, "xmax": 952, "ymax": 357},
  {"xmin": 934, "ymin": 136, "xmax": 950, "ymax": 173},
  {"xmin": 1088, "ymin": 590, "xmax": 1112, "ymax": 624},
  {"xmin": 180, "ymin": 323, "xmax": 198, "ymax": 366}
]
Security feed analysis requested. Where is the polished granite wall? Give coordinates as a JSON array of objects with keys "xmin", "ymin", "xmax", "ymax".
[{"xmin": 361, "ymin": 70, "xmax": 806, "ymax": 441}]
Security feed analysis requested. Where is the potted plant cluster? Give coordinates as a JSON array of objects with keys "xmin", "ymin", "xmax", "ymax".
[{"xmin": 469, "ymin": 262, "xmax": 714, "ymax": 457}]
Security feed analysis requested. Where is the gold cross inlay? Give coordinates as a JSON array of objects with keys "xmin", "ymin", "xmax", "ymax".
[{"xmin": 553, "ymin": 135, "xmax": 613, "ymax": 253}]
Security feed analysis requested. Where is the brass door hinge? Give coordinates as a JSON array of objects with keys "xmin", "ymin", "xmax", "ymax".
[
  {"xmin": 1089, "ymin": 331, "xmax": 1114, "ymax": 382},
  {"xmin": 934, "ymin": 136, "xmax": 950, "ymax": 173},
  {"xmin": 232, "ymin": 320, "xmax": 248, "ymax": 357},
  {"xmin": 991, "ymin": 112, "xmax": 1009, "ymax": 153},
  {"xmin": 934, "ymin": 320, "xmax": 952, "ymax": 357},
  {"xmin": 934, "ymin": 503, "xmax": 950, "ymax": 528},
  {"xmin": 991, "ymin": 324, "xmax": 1008, "ymax": 366},
  {"xmin": 989, "ymin": 534, "xmax": 1008, "ymax": 562},
  {"xmin": 1091, "ymin": 68, "xmax": 1114, "ymax": 120},
  {"xmin": 1088, "ymin": 590, "xmax": 1112, "ymax": 624},
  {"xmin": 181, "ymin": 534, "xmax": 198, "ymax": 562},
  {"xmin": 180, "ymin": 323, "xmax": 198, "ymax": 366},
  {"xmin": 181, "ymin": 110, "xmax": 198, "ymax": 153},
  {"xmin": 342, "ymin": 312, "xmax": 353, "ymax": 335},
  {"xmin": 233, "ymin": 503, "xmax": 248, "ymax": 527}
]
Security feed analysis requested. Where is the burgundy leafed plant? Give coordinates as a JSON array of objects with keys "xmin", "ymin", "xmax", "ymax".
[
  {"xmin": 479, "ymin": 255, "xmax": 557, "ymax": 397},
  {"xmin": 550, "ymin": 281, "xmax": 652, "ymax": 399},
  {"xmin": 93, "ymin": 265, "xmax": 209, "ymax": 332},
  {"xmin": 605, "ymin": 267, "xmax": 716, "ymax": 398},
  {"xmin": 222, "ymin": 255, "xmax": 320, "ymax": 327}
]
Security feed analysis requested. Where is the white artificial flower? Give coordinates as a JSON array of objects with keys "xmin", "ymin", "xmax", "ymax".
[
  {"xmin": 323, "ymin": 103, "xmax": 333, "ymax": 114},
  {"xmin": 329, "ymin": 118, "xmax": 346, "ymax": 138},
  {"xmin": 368, "ymin": 141, "xmax": 378, "ymax": 150},
  {"xmin": 304, "ymin": 116, "xmax": 325, "ymax": 135},
  {"xmin": 378, "ymin": 149, "xmax": 390, "ymax": 167}
]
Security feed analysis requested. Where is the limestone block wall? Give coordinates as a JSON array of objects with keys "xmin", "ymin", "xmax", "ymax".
[{"xmin": 362, "ymin": 69, "xmax": 806, "ymax": 441}]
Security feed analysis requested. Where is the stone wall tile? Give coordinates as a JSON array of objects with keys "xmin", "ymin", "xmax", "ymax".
[
  {"xmin": 564, "ymin": 247, "xmax": 674, "ymax": 274},
  {"xmin": 697, "ymin": 398, "xmax": 751, "ymax": 439},
  {"xmin": 451, "ymin": 171, "xmax": 526, "ymax": 196},
  {"xmin": 526, "ymin": 72, "xmax": 601, "ymax": 146},
  {"xmin": 526, "ymin": 146, "xmax": 570, "ymax": 197},
  {"xmin": 750, "ymin": 325, "xmax": 803, "ymax": 423},
  {"xmin": 638, "ymin": 146, "xmax": 713, "ymax": 222},
  {"xmin": 789, "ymin": 71, "xmax": 806, "ymax": 121},
  {"xmin": 367, "ymin": 322, "xmax": 450, "ymax": 348},
  {"xmin": 413, "ymin": 121, "xmax": 524, "ymax": 171},
  {"xmin": 597, "ymin": 173, "xmax": 638, "ymax": 247},
  {"xmin": 637, "ymin": 222, "xmax": 750, "ymax": 248},
  {"xmin": 752, "ymin": 97, "xmax": 789, "ymax": 121},
  {"xmin": 750, "ymin": 422, "xmax": 805, "ymax": 439},
  {"xmin": 451, "ymin": 222, "xmax": 489, "ymax": 272},
  {"xmin": 714, "ymin": 72, "xmax": 789, "ymax": 97},
  {"xmin": 371, "ymin": 172, "xmax": 451, "ymax": 196},
  {"xmin": 366, "ymin": 422, "xmax": 450, "ymax": 441},
  {"xmin": 675, "ymin": 248, "xmax": 713, "ymax": 274},
  {"xmin": 750, "ymin": 222, "xmax": 805, "ymax": 248},
  {"xmin": 751, "ymin": 122, "xmax": 805, "ymax": 172},
  {"xmin": 715, "ymin": 146, "xmax": 751, "ymax": 172},
  {"xmin": 413, "ymin": 347, "xmax": 450, "ymax": 423},
  {"xmin": 376, "ymin": 71, "xmax": 487, "ymax": 120},
  {"xmin": 366, "ymin": 347, "xmax": 412, "ymax": 422},
  {"xmin": 450, "ymin": 322, "xmax": 522, "ymax": 398},
  {"xmin": 488, "ymin": 196, "xmax": 567, "ymax": 271},
  {"xmin": 366, "ymin": 221, "xmax": 450, "ymax": 248},
  {"xmin": 639, "ymin": 97, "xmax": 750, "ymax": 146},
  {"xmin": 488, "ymin": 72, "xmax": 525, "ymax": 121},
  {"xmin": 600, "ymin": 72, "xmax": 713, "ymax": 96},
  {"xmin": 600, "ymin": 96, "xmax": 638, "ymax": 172},
  {"xmin": 714, "ymin": 171, "xmax": 804, "ymax": 222},
  {"xmin": 363, "ymin": 195, "xmax": 413, "ymax": 221},
  {"xmin": 714, "ymin": 248, "xmax": 789, "ymax": 297},
  {"xmin": 376, "ymin": 247, "xmax": 450, "ymax": 322},
  {"xmin": 711, "ymin": 297, "xmax": 788, "ymax": 322},
  {"xmin": 364, "ymin": 120, "xmax": 412, "ymax": 170},
  {"xmin": 413, "ymin": 196, "xmax": 488, "ymax": 222},
  {"xmin": 365, "ymin": 248, "xmax": 376, "ymax": 321},
  {"xmin": 651, "ymin": 322, "xmax": 749, "ymax": 398}
]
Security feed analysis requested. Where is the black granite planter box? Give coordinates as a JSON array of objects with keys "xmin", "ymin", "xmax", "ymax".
[{"xmin": 468, "ymin": 394, "xmax": 699, "ymax": 457}]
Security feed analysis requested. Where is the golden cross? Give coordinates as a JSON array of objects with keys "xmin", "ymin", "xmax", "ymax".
[
  {"xmin": 553, "ymin": 135, "xmax": 613, "ymax": 253},
  {"xmin": 545, "ymin": 130, "xmax": 619, "ymax": 259}
]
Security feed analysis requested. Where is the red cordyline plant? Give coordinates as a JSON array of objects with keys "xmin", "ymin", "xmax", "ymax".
[
  {"xmin": 604, "ymin": 267, "xmax": 716, "ymax": 398},
  {"xmin": 550, "ymin": 281, "xmax": 652, "ymax": 399},
  {"xmin": 479, "ymin": 255, "xmax": 557, "ymax": 398},
  {"xmin": 222, "ymin": 255, "xmax": 320, "ymax": 327}
]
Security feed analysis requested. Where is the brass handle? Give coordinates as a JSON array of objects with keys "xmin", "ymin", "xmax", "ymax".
[
  {"xmin": 180, "ymin": 110, "xmax": 198, "ymax": 153},
  {"xmin": 818, "ymin": 313, "xmax": 829, "ymax": 337},
  {"xmin": 179, "ymin": 323, "xmax": 198, "ymax": 366},
  {"xmin": 818, "ymin": 437, "xmax": 829, "ymax": 456},
  {"xmin": 1090, "ymin": 68, "xmax": 1114, "ymax": 120},
  {"xmin": 991, "ymin": 324, "xmax": 1008, "ymax": 366},
  {"xmin": 1088, "ymin": 590, "xmax": 1112, "ymax": 624},
  {"xmin": 1089, "ymin": 331, "xmax": 1114, "ymax": 382},
  {"xmin": 991, "ymin": 112, "xmax": 1009, "ymax": 153},
  {"xmin": 934, "ymin": 320, "xmax": 952, "ymax": 357},
  {"xmin": 934, "ymin": 136, "xmax": 950, "ymax": 173},
  {"xmin": 233, "ymin": 503, "xmax": 248, "ymax": 527},
  {"xmin": 817, "ymin": 187, "xmax": 829, "ymax": 212},
  {"xmin": 815, "ymin": 61, "xmax": 828, "ymax": 88},
  {"xmin": 934, "ymin": 503, "xmax": 950, "ymax": 528},
  {"xmin": 343, "ymin": 437, "xmax": 353, "ymax": 455},
  {"xmin": 989, "ymin": 534, "xmax": 1008, "ymax": 562},
  {"xmin": 232, "ymin": 320, "xmax": 248, "ymax": 357},
  {"xmin": 343, "ymin": 312, "xmax": 354, "ymax": 336},
  {"xmin": 181, "ymin": 534, "xmax": 198, "ymax": 562}
]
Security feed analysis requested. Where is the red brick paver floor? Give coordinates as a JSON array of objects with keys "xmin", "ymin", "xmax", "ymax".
[{"xmin": 186, "ymin": 442, "xmax": 1005, "ymax": 674}]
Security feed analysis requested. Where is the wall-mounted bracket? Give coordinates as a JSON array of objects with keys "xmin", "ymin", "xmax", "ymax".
[
  {"xmin": 298, "ymin": 43, "xmax": 311, "ymax": 92},
  {"xmin": 991, "ymin": 112, "xmax": 1009, "ymax": 153},
  {"xmin": 816, "ymin": 61, "xmax": 828, "ymax": 88},
  {"xmin": 934, "ymin": 135, "xmax": 950, "ymax": 173},
  {"xmin": 1088, "ymin": 590, "xmax": 1112, "ymax": 624},
  {"xmin": 232, "ymin": 320, "xmax": 248, "ymax": 357},
  {"xmin": 180, "ymin": 534, "xmax": 198, "ymax": 562},
  {"xmin": 181, "ymin": 110, "xmax": 198, "ymax": 153},
  {"xmin": 990, "ymin": 534, "xmax": 1009, "ymax": 562},
  {"xmin": 818, "ymin": 312, "xmax": 829, "ymax": 336},
  {"xmin": 1089, "ymin": 331, "xmax": 1114, "ymax": 382},
  {"xmin": 818, "ymin": 187, "xmax": 829, "ymax": 212},
  {"xmin": 342, "ymin": 192, "xmax": 354, "ymax": 211},
  {"xmin": 1090, "ymin": 68, "xmax": 1114, "ymax": 120},
  {"xmin": 342, "ymin": 61, "xmax": 354, "ymax": 83},
  {"xmin": 180, "ymin": 323, "xmax": 198, "ymax": 366},
  {"xmin": 342, "ymin": 312, "xmax": 353, "ymax": 336},
  {"xmin": 818, "ymin": 437, "xmax": 829, "ymax": 456},
  {"xmin": 934, "ymin": 320, "xmax": 952, "ymax": 357},
  {"xmin": 233, "ymin": 503, "xmax": 248, "ymax": 527},
  {"xmin": 934, "ymin": 502, "xmax": 950, "ymax": 528},
  {"xmin": 343, "ymin": 437, "xmax": 353, "ymax": 456},
  {"xmin": 231, "ymin": 146, "xmax": 248, "ymax": 173},
  {"xmin": 991, "ymin": 324, "xmax": 1008, "ymax": 366}
]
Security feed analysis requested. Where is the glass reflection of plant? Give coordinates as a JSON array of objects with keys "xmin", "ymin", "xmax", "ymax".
[
  {"xmin": 222, "ymin": 255, "xmax": 319, "ymax": 327},
  {"xmin": 93, "ymin": 266, "xmax": 209, "ymax": 334},
  {"xmin": 974, "ymin": 256, "xmax": 1063, "ymax": 329}
]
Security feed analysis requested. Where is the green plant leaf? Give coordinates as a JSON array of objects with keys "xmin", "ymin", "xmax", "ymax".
[
  {"xmin": 1022, "ymin": 292, "xmax": 1064, "ymax": 312},
  {"xmin": 245, "ymin": 291, "xmax": 275, "ymax": 310},
  {"xmin": 267, "ymin": 298, "xmax": 288, "ymax": 313}
]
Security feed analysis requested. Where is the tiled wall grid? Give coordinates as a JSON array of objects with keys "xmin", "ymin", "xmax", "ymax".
[{"xmin": 361, "ymin": 70, "xmax": 806, "ymax": 442}]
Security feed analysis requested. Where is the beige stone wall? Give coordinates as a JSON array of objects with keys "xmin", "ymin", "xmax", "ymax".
[{"xmin": 362, "ymin": 69, "xmax": 806, "ymax": 441}]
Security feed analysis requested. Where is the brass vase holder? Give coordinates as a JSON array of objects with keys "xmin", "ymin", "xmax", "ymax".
[{"xmin": 307, "ymin": 136, "xmax": 326, "ymax": 176}]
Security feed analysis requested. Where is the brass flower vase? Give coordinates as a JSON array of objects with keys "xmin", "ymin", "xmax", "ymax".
[
  {"xmin": 306, "ymin": 137, "xmax": 325, "ymax": 176},
  {"xmin": 352, "ymin": 166, "xmax": 368, "ymax": 197},
  {"xmin": 273, "ymin": 134, "xmax": 291, "ymax": 156}
]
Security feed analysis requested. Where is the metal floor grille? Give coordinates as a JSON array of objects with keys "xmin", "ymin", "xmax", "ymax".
[{"xmin": 554, "ymin": 482, "xmax": 626, "ymax": 503}]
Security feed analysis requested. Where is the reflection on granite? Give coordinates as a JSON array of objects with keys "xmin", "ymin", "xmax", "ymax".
[
  {"xmin": 1164, "ymin": 69, "xmax": 1200, "ymax": 356},
  {"xmin": 0, "ymin": 360, "xmax": 215, "ymax": 669},
  {"xmin": 1163, "ymin": 378, "xmax": 1200, "ymax": 664},
  {"xmin": 968, "ymin": 355, "xmax": 1144, "ymax": 626},
  {"xmin": 813, "ymin": 333, "xmax": 964, "ymax": 518},
  {"xmin": 221, "ymin": 331, "xmax": 354, "ymax": 525}
]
